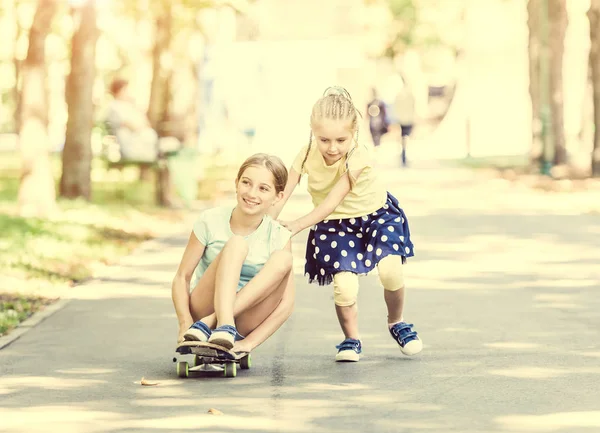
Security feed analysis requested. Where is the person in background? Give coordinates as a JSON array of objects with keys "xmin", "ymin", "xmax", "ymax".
[
  {"xmin": 106, "ymin": 78, "xmax": 162, "ymax": 162},
  {"xmin": 366, "ymin": 87, "xmax": 389, "ymax": 149},
  {"xmin": 394, "ymin": 78, "xmax": 416, "ymax": 167}
]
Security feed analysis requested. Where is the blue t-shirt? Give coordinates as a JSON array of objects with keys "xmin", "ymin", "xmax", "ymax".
[{"xmin": 191, "ymin": 205, "xmax": 291, "ymax": 291}]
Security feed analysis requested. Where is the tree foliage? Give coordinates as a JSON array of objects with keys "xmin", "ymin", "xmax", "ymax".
[
  {"xmin": 379, "ymin": 0, "xmax": 464, "ymax": 59},
  {"xmin": 382, "ymin": 0, "xmax": 418, "ymax": 58}
]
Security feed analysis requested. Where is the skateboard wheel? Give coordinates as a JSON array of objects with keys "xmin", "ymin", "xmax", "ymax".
[
  {"xmin": 240, "ymin": 354, "xmax": 251, "ymax": 370},
  {"xmin": 193, "ymin": 355, "xmax": 200, "ymax": 367},
  {"xmin": 177, "ymin": 361, "xmax": 189, "ymax": 378},
  {"xmin": 224, "ymin": 362, "xmax": 236, "ymax": 378}
]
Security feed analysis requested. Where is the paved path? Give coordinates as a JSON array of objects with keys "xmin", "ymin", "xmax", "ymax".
[{"xmin": 1, "ymin": 156, "xmax": 599, "ymax": 433}]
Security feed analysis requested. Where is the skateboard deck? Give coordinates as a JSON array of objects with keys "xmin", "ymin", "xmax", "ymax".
[{"xmin": 174, "ymin": 341, "xmax": 251, "ymax": 378}]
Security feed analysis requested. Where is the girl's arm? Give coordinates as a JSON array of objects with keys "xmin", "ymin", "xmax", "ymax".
[
  {"xmin": 269, "ymin": 168, "xmax": 300, "ymax": 220},
  {"xmin": 281, "ymin": 168, "xmax": 364, "ymax": 236},
  {"xmin": 172, "ymin": 232, "xmax": 205, "ymax": 340},
  {"xmin": 234, "ymin": 262, "xmax": 295, "ymax": 352}
]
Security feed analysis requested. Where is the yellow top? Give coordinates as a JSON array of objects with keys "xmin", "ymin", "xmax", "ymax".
[{"xmin": 291, "ymin": 142, "xmax": 387, "ymax": 219}]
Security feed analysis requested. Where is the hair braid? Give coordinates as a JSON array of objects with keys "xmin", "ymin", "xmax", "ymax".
[{"xmin": 299, "ymin": 129, "xmax": 313, "ymax": 181}]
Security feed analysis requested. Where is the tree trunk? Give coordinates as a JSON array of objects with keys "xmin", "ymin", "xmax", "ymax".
[
  {"xmin": 17, "ymin": 0, "xmax": 58, "ymax": 218},
  {"xmin": 184, "ymin": 62, "xmax": 200, "ymax": 147},
  {"xmin": 147, "ymin": 3, "xmax": 173, "ymax": 207},
  {"xmin": 589, "ymin": 0, "xmax": 600, "ymax": 177},
  {"xmin": 147, "ymin": 4, "xmax": 173, "ymax": 136},
  {"xmin": 60, "ymin": 0, "xmax": 98, "ymax": 200},
  {"xmin": 527, "ymin": 0, "xmax": 543, "ymax": 167},
  {"xmin": 548, "ymin": 0, "xmax": 568, "ymax": 165},
  {"xmin": 9, "ymin": 0, "xmax": 23, "ymax": 132}
]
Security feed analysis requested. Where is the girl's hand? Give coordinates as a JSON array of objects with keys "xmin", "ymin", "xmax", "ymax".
[
  {"xmin": 279, "ymin": 220, "xmax": 301, "ymax": 237},
  {"xmin": 232, "ymin": 340, "xmax": 253, "ymax": 354}
]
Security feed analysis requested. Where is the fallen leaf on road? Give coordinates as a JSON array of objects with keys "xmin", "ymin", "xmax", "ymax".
[
  {"xmin": 207, "ymin": 408, "xmax": 223, "ymax": 415},
  {"xmin": 140, "ymin": 377, "xmax": 159, "ymax": 386}
]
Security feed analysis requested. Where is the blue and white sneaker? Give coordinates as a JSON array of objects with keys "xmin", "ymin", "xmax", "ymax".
[
  {"xmin": 389, "ymin": 322, "xmax": 422, "ymax": 356},
  {"xmin": 335, "ymin": 338, "xmax": 362, "ymax": 362},
  {"xmin": 183, "ymin": 320, "xmax": 212, "ymax": 342},
  {"xmin": 208, "ymin": 324, "xmax": 237, "ymax": 350}
]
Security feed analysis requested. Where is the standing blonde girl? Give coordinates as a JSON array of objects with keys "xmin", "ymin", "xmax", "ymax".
[{"xmin": 273, "ymin": 87, "xmax": 422, "ymax": 362}]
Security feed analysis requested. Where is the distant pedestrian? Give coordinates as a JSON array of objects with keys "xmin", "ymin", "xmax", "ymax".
[
  {"xmin": 394, "ymin": 78, "xmax": 415, "ymax": 167},
  {"xmin": 366, "ymin": 88, "xmax": 389, "ymax": 149},
  {"xmin": 106, "ymin": 79, "xmax": 161, "ymax": 162}
]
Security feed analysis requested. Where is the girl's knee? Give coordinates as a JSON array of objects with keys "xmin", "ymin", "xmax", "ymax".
[
  {"xmin": 377, "ymin": 255, "xmax": 404, "ymax": 291},
  {"xmin": 333, "ymin": 272, "xmax": 359, "ymax": 306},
  {"xmin": 269, "ymin": 249, "xmax": 293, "ymax": 273},
  {"xmin": 223, "ymin": 235, "xmax": 249, "ymax": 255}
]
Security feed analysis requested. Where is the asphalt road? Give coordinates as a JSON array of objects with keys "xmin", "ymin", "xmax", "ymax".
[{"xmin": 1, "ymin": 160, "xmax": 599, "ymax": 433}]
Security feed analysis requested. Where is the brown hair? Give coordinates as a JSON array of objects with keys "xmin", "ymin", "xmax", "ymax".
[
  {"xmin": 301, "ymin": 86, "xmax": 362, "ymax": 188},
  {"xmin": 109, "ymin": 78, "xmax": 128, "ymax": 97},
  {"xmin": 236, "ymin": 153, "xmax": 288, "ymax": 193}
]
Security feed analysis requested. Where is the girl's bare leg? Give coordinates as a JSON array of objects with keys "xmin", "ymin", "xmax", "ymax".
[
  {"xmin": 230, "ymin": 250, "xmax": 292, "ymax": 317},
  {"xmin": 188, "ymin": 254, "xmax": 221, "ymax": 322},
  {"xmin": 195, "ymin": 249, "xmax": 292, "ymax": 326},
  {"xmin": 377, "ymin": 255, "xmax": 406, "ymax": 324},
  {"xmin": 213, "ymin": 236, "xmax": 248, "ymax": 327},
  {"xmin": 235, "ymin": 268, "xmax": 291, "ymax": 337},
  {"xmin": 384, "ymin": 288, "xmax": 405, "ymax": 324},
  {"xmin": 332, "ymin": 272, "xmax": 360, "ymax": 340},
  {"xmin": 183, "ymin": 238, "xmax": 244, "ymax": 343},
  {"xmin": 186, "ymin": 245, "xmax": 293, "ymax": 349},
  {"xmin": 335, "ymin": 304, "xmax": 359, "ymax": 340}
]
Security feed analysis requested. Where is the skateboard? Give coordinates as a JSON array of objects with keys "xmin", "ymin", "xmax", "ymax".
[{"xmin": 174, "ymin": 341, "xmax": 251, "ymax": 378}]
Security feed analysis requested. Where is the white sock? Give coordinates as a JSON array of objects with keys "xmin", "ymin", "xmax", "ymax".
[{"xmin": 388, "ymin": 319, "xmax": 404, "ymax": 330}]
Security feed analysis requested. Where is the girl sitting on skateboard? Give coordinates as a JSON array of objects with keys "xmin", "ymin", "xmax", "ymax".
[
  {"xmin": 272, "ymin": 86, "xmax": 422, "ymax": 362},
  {"xmin": 171, "ymin": 153, "xmax": 294, "ymax": 354}
]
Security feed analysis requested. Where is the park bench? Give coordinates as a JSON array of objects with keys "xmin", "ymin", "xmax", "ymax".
[{"xmin": 100, "ymin": 131, "xmax": 172, "ymax": 206}]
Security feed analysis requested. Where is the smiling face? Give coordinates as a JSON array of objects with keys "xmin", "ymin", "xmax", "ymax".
[
  {"xmin": 312, "ymin": 118, "xmax": 355, "ymax": 165},
  {"xmin": 235, "ymin": 164, "xmax": 283, "ymax": 216}
]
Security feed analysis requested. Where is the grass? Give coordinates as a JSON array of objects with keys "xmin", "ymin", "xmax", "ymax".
[
  {"xmin": 452, "ymin": 154, "xmax": 530, "ymax": 170},
  {"xmin": 0, "ymin": 160, "xmax": 183, "ymax": 296},
  {"xmin": 0, "ymin": 212, "xmax": 153, "ymax": 285},
  {"xmin": 0, "ymin": 293, "xmax": 56, "ymax": 337},
  {"xmin": 0, "ymin": 150, "xmax": 237, "ymax": 335},
  {"xmin": 449, "ymin": 152, "xmax": 600, "ymax": 203}
]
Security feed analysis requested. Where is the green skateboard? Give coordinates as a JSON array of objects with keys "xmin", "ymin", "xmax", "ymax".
[{"xmin": 174, "ymin": 341, "xmax": 251, "ymax": 378}]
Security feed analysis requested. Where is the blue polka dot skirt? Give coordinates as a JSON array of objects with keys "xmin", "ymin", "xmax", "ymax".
[{"xmin": 305, "ymin": 192, "xmax": 415, "ymax": 286}]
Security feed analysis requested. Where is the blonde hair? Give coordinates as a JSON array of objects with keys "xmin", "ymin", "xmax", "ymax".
[
  {"xmin": 236, "ymin": 153, "xmax": 288, "ymax": 193},
  {"xmin": 301, "ymin": 86, "xmax": 362, "ymax": 188}
]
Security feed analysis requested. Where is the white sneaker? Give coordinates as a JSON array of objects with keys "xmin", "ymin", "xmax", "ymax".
[
  {"xmin": 389, "ymin": 322, "xmax": 422, "ymax": 356},
  {"xmin": 208, "ymin": 325, "xmax": 237, "ymax": 350},
  {"xmin": 335, "ymin": 338, "xmax": 362, "ymax": 362},
  {"xmin": 183, "ymin": 321, "xmax": 211, "ymax": 342}
]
